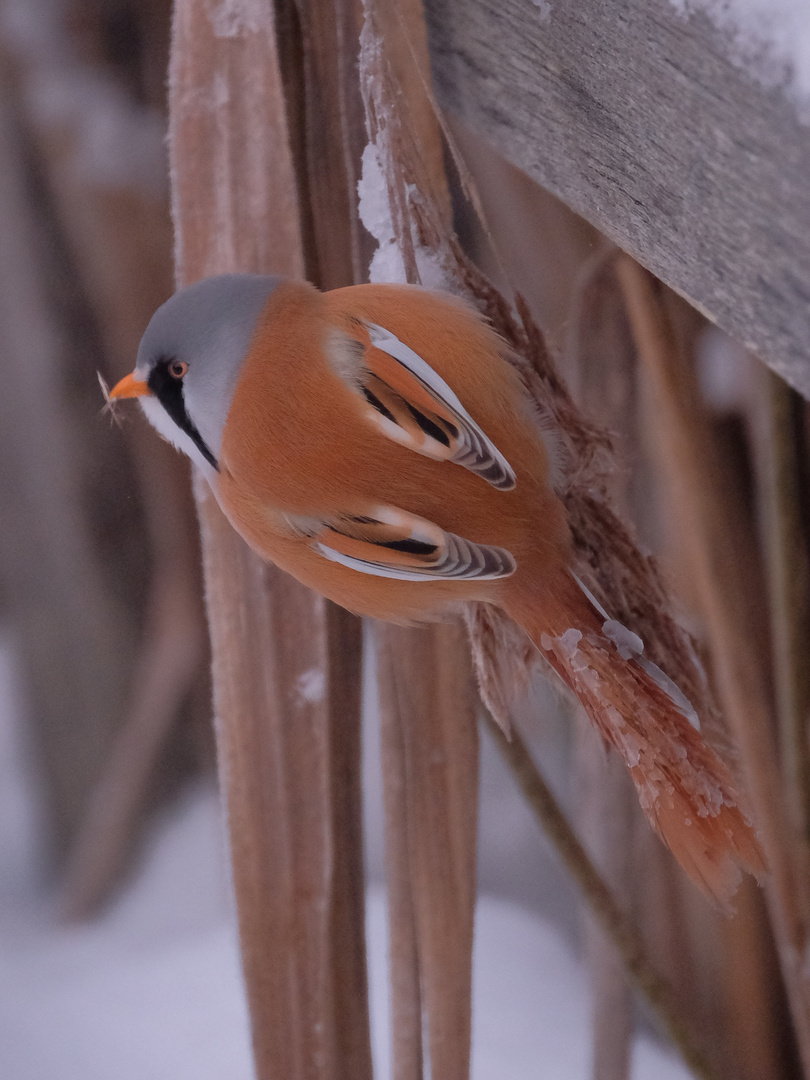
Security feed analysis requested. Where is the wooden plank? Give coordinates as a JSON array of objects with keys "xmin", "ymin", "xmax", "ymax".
[{"xmin": 424, "ymin": 0, "xmax": 810, "ymax": 398}]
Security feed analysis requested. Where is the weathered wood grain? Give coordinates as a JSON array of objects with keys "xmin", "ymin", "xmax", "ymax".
[{"xmin": 424, "ymin": 0, "xmax": 810, "ymax": 398}]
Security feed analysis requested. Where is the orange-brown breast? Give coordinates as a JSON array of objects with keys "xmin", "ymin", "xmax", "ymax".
[{"xmin": 215, "ymin": 280, "xmax": 572, "ymax": 621}]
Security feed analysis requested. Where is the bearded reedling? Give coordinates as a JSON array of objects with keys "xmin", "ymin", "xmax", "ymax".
[{"xmin": 109, "ymin": 274, "xmax": 765, "ymax": 905}]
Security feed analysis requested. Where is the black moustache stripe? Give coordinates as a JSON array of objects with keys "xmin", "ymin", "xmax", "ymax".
[{"xmin": 148, "ymin": 359, "xmax": 219, "ymax": 470}]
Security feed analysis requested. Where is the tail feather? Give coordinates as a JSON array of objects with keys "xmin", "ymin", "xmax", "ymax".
[{"xmin": 508, "ymin": 590, "xmax": 766, "ymax": 909}]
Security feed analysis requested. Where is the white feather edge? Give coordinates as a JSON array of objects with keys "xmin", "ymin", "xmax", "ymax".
[
  {"xmin": 366, "ymin": 322, "xmax": 516, "ymax": 488},
  {"xmin": 314, "ymin": 543, "xmax": 452, "ymax": 581},
  {"xmin": 313, "ymin": 538, "xmax": 516, "ymax": 582}
]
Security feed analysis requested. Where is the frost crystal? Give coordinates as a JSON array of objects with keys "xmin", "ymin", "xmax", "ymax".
[
  {"xmin": 357, "ymin": 143, "xmax": 407, "ymax": 284},
  {"xmin": 296, "ymin": 668, "xmax": 326, "ymax": 705},
  {"xmin": 206, "ymin": 0, "xmax": 274, "ymax": 39},
  {"xmin": 570, "ymin": 572, "xmax": 610, "ymax": 621},
  {"xmin": 602, "ymin": 618, "xmax": 643, "ymax": 660},
  {"xmin": 555, "ymin": 628, "xmax": 582, "ymax": 661},
  {"xmin": 637, "ymin": 657, "xmax": 701, "ymax": 731}
]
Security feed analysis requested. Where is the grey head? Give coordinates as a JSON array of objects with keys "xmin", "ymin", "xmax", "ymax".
[{"xmin": 134, "ymin": 274, "xmax": 282, "ymax": 473}]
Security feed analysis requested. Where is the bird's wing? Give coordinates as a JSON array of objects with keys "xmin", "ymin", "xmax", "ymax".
[
  {"xmin": 353, "ymin": 322, "xmax": 516, "ymax": 491},
  {"xmin": 292, "ymin": 505, "xmax": 516, "ymax": 582}
]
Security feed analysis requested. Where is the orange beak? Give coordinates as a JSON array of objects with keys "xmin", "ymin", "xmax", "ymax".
[{"xmin": 109, "ymin": 372, "xmax": 151, "ymax": 399}]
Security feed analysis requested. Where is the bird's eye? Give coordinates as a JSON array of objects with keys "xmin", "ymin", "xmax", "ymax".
[{"xmin": 168, "ymin": 360, "xmax": 188, "ymax": 379}]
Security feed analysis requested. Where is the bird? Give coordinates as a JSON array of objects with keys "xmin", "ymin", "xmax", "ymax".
[{"xmin": 110, "ymin": 272, "xmax": 764, "ymax": 905}]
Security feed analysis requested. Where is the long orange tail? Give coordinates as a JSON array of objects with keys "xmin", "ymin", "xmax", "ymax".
[{"xmin": 505, "ymin": 581, "xmax": 765, "ymax": 908}]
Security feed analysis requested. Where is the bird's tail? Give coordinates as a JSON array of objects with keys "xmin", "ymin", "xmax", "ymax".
[{"xmin": 505, "ymin": 579, "xmax": 766, "ymax": 908}]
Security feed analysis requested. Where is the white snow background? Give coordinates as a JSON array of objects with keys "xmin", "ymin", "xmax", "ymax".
[{"xmin": 0, "ymin": 630, "xmax": 690, "ymax": 1080}]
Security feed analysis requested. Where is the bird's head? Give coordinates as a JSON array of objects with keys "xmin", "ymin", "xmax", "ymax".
[{"xmin": 109, "ymin": 274, "xmax": 282, "ymax": 472}]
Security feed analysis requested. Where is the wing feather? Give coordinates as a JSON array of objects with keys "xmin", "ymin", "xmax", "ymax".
[
  {"xmin": 356, "ymin": 323, "xmax": 516, "ymax": 491},
  {"xmin": 303, "ymin": 505, "xmax": 516, "ymax": 582}
]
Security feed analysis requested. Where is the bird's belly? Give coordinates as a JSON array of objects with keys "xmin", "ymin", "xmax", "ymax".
[
  {"xmin": 213, "ymin": 476, "xmax": 505, "ymax": 621},
  {"xmin": 212, "ymin": 449, "xmax": 569, "ymax": 623}
]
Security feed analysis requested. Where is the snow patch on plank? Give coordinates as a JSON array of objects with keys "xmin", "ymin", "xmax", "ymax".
[
  {"xmin": 530, "ymin": 0, "xmax": 552, "ymax": 17},
  {"xmin": 670, "ymin": 0, "xmax": 810, "ymax": 120}
]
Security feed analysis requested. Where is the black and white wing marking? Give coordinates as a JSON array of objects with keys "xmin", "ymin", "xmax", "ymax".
[
  {"xmin": 295, "ymin": 505, "xmax": 516, "ymax": 582},
  {"xmin": 356, "ymin": 323, "xmax": 516, "ymax": 491}
]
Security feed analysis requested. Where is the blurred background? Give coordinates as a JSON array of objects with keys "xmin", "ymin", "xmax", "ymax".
[{"xmin": 1, "ymin": 1, "xmax": 808, "ymax": 1078}]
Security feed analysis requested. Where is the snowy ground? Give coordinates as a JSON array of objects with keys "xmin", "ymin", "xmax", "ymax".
[{"xmin": 0, "ymin": 635, "xmax": 689, "ymax": 1079}]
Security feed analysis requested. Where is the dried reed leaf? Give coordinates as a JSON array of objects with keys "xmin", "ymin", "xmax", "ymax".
[
  {"xmin": 376, "ymin": 621, "xmax": 478, "ymax": 1080},
  {"xmin": 616, "ymin": 254, "xmax": 810, "ymax": 1074},
  {"xmin": 361, "ymin": 6, "xmax": 478, "ymax": 1079},
  {"xmin": 358, "ymin": 1, "xmax": 726, "ymax": 1074},
  {"xmin": 485, "ymin": 716, "xmax": 720, "ymax": 1080},
  {"xmin": 2, "ymin": 13, "xmax": 207, "ymax": 910},
  {"xmin": 60, "ymin": 575, "xmax": 204, "ymax": 921},
  {"xmin": 758, "ymin": 370, "xmax": 810, "ymax": 848},
  {"xmin": 169, "ymin": 4, "xmax": 371, "ymax": 1078},
  {"xmin": 376, "ymin": 630, "xmax": 425, "ymax": 1080},
  {"xmin": 360, "ymin": 12, "xmax": 722, "ymax": 755}
]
